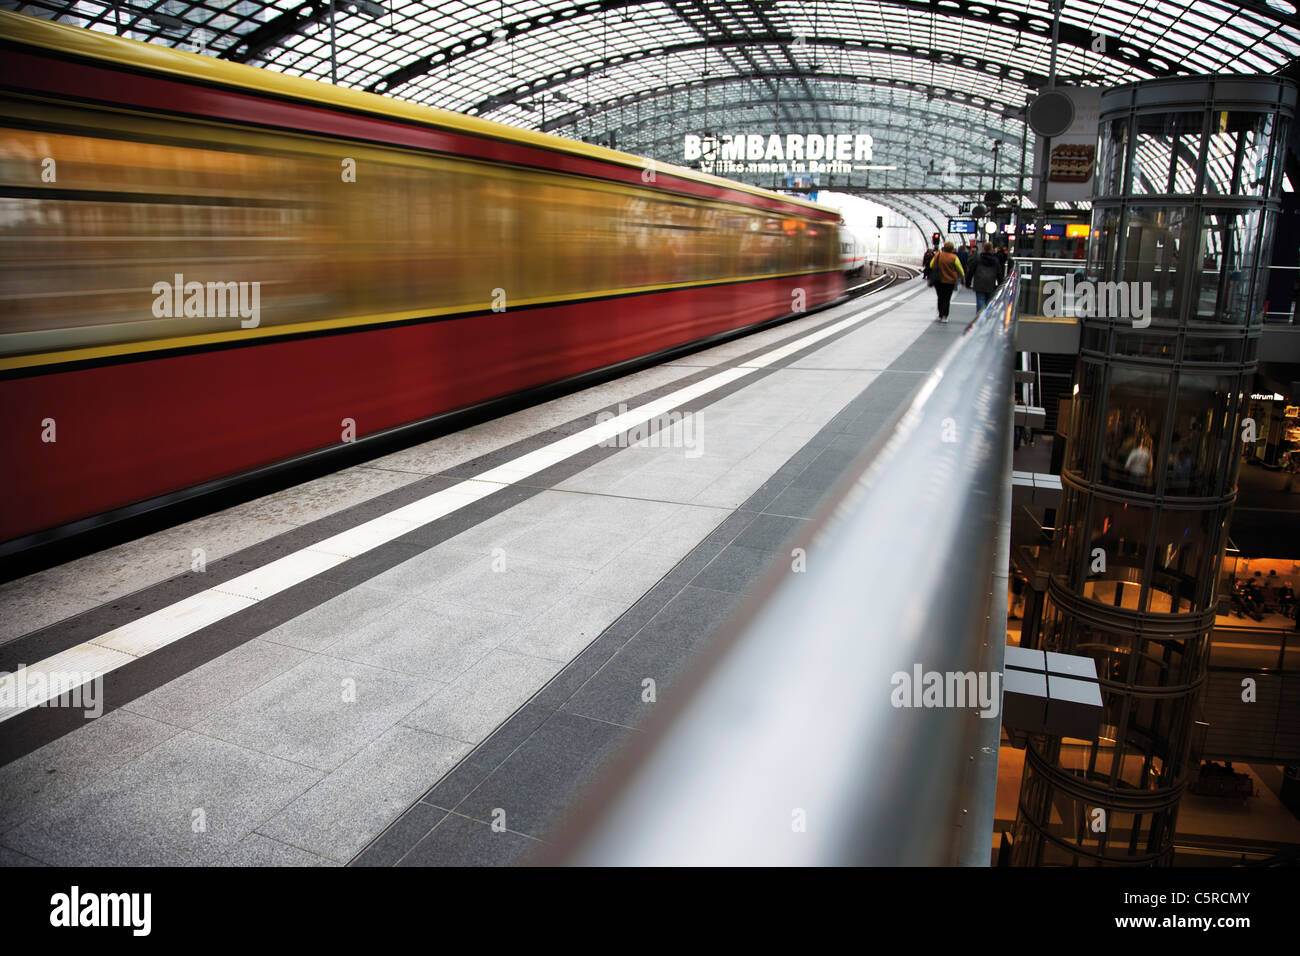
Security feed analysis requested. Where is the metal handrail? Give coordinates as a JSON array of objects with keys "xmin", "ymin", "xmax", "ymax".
[
  {"xmin": 546, "ymin": 277, "xmax": 1019, "ymax": 865},
  {"xmin": 1013, "ymin": 261, "xmax": 1300, "ymax": 324}
]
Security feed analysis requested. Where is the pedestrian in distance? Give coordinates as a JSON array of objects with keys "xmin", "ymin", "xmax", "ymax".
[
  {"xmin": 921, "ymin": 237, "xmax": 940, "ymax": 282},
  {"xmin": 970, "ymin": 241, "xmax": 1001, "ymax": 314},
  {"xmin": 931, "ymin": 241, "xmax": 964, "ymax": 323},
  {"xmin": 996, "ymin": 244, "xmax": 1011, "ymax": 280}
]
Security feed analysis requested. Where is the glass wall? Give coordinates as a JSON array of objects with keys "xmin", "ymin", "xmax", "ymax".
[
  {"xmin": 1098, "ymin": 366, "xmax": 1170, "ymax": 492},
  {"xmin": 1189, "ymin": 207, "xmax": 1263, "ymax": 325},
  {"xmin": 1097, "ymin": 117, "xmax": 1129, "ymax": 197},
  {"xmin": 1130, "ymin": 112, "xmax": 1204, "ymax": 196},
  {"xmin": 1121, "ymin": 206, "xmax": 1187, "ymax": 322},
  {"xmin": 1169, "ymin": 373, "xmax": 1238, "ymax": 495}
]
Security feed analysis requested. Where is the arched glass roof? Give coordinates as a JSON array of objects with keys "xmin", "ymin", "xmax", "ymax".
[{"xmin": 7, "ymin": 0, "xmax": 1299, "ymax": 227}]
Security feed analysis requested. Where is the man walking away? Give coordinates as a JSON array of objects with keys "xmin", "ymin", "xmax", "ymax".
[
  {"xmin": 971, "ymin": 241, "xmax": 1001, "ymax": 314},
  {"xmin": 932, "ymin": 241, "xmax": 964, "ymax": 323}
]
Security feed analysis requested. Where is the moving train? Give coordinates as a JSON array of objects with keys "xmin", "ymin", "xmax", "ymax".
[{"xmin": 0, "ymin": 11, "xmax": 847, "ymax": 557}]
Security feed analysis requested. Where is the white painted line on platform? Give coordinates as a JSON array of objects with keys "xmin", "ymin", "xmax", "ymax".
[
  {"xmin": 91, "ymin": 590, "xmax": 258, "ymax": 658},
  {"xmin": 206, "ymin": 550, "xmax": 347, "ymax": 602},
  {"xmin": 0, "ymin": 287, "xmax": 920, "ymax": 722},
  {"xmin": 306, "ymin": 517, "xmax": 428, "ymax": 559}
]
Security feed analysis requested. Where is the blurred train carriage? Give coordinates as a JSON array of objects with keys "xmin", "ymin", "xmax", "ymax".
[{"xmin": 0, "ymin": 11, "xmax": 845, "ymax": 555}]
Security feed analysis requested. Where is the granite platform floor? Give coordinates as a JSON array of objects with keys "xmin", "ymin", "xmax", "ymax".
[{"xmin": 0, "ymin": 278, "xmax": 970, "ymax": 866}]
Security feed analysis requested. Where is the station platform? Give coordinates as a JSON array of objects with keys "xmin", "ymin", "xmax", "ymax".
[{"xmin": 0, "ymin": 278, "xmax": 970, "ymax": 867}]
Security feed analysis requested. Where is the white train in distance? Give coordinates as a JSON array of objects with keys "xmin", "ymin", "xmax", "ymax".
[{"xmin": 839, "ymin": 229, "xmax": 871, "ymax": 276}]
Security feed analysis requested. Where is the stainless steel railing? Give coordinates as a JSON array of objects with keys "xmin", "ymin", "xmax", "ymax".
[
  {"xmin": 1014, "ymin": 258, "xmax": 1300, "ymax": 325},
  {"xmin": 546, "ymin": 277, "xmax": 1018, "ymax": 865},
  {"xmin": 1013, "ymin": 257, "xmax": 1085, "ymax": 318}
]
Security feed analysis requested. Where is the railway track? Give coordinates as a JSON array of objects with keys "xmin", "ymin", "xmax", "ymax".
[{"xmin": 846, "ymin": 261, "xmax": 923, "ymax": 297}]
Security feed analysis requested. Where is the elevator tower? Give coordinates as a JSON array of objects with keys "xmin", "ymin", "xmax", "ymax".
[{"xmin": 1012, "ymin": 76, "xmax": 1296, "ymax": 865}]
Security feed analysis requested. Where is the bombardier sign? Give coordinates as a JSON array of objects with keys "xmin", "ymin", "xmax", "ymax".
[{"xmin": 684, "ymin": 133, "xmax": 877, "ymax": 175}]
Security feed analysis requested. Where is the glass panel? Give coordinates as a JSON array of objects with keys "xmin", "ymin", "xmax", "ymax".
[
  {"xmin": 1181, "ymin": 335, "xmax": 1244, "ymax": 364},
  {"xmin": 1039, "ymin": 597, "xmax": 1063, "ymax": 650},
  {"xmin": 1131, "ymin": 112, "xmax": 1203, "ymax": 196},
  {"xmin": 1099, "ymin": 366, "xmax": 1171, "ymax": 493},
  {"xmin": 1131, "ymin": 115, "xmax": 1172, "ymax": 195},
  {"xmin": 1098, "ymin": 117, "xmax": 1129, "ymax": 196},
  {"xmin": 1081, "ymin": 498, "xmax": 1154, "ymax": 610},
  {"xmin": 1122, "ymin": 206, "xmax": 1188, "ymax": 325},
  {"xmin": 1051, "ymin": 488, "xmax": 1090, "ymax": 590},
  {"xmin": 1067, "ymin": 361, "xmax": 1103, "ymax": 479},
  {"xmin": 1271, "ymin": 119, "xmax": 1291, "ymax": 197},
  {"xmin": 1111, "ymin": 330, "xmax": 1176, "ymax": 360},
  {"xmin": 1207, "ymin": 109, "xmax": 1277, "ymax": 199},
  {"xmin": 1189, "ymin": 207, "xmax": 1261, "ymax": 325},
  {"xmin": 1150, "ymin": 509, "xmax": 1217, "ymax": 613},
  {"xmin": 1123, "ymin": 690, "xmax": 1191, "ymax": 782},
  {"xmin": 1254, "ymin": 210, "xmax": 1278, "ymax": 325},
  {"xmin": 1089, "ymin": 207, "xmax": 1122, "ymax": 281},
  {"xmin": 1080, "ymin": 324, "xmax": 1110, "ymax": 355},
  {"xmin": 1168, "ymin": 372, "xmax": 1235, "ymax": 496}
]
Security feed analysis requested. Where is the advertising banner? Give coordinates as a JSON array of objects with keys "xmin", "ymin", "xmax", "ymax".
[{"xmin": 1040, "ymin": 87, "xmax": 1102, "ymax": 204}]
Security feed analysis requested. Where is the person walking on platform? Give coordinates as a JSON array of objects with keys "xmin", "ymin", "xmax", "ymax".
[
  {"xmin": 969, "ymin": 241, "xmax": 1001, "ymax": 314},
  {"xmin": 932, "ymin": 241, "xmax": 964, "ymax": 323},
  {"xmin": 921, "ymin": 237, "xmax": 940, "ymax": 282}
]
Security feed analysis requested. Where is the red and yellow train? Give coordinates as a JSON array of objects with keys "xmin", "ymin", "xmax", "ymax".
[{"xmin": 0, "ymin": 11, "xmax": 845, "ymax": 556}]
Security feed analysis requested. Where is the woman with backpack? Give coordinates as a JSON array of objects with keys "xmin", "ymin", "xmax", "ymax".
[
  {"xmin": 930, "ymin": 241, "xmax": 964, "ymax": 323},
  {"xmin": 968, "ymin": 241, "xmax": 1002, "ymax": 315}
]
